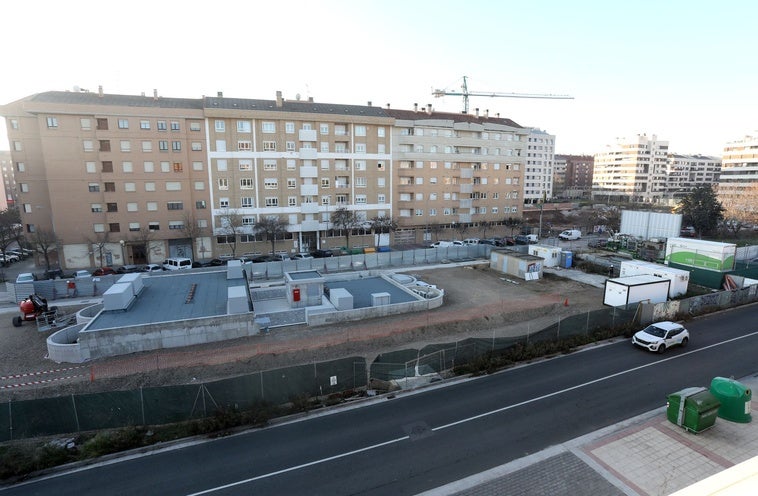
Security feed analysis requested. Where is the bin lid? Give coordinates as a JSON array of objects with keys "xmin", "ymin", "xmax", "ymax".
[
  {"xmin": 711, "ymin": 376, "xmax": 751, "ymax": 399},
  {"xmin": 687, "ymin": 390, "xmax": 721, "ymax": 410},
  {"xmin": 668, "ymin": 386, "xmax": 705, "ymax": 401}
]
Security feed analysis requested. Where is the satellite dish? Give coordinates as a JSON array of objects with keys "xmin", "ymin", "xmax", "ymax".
[{"xmin": 295, "ymin": 93, "xmax": 301, "ymax": 101}]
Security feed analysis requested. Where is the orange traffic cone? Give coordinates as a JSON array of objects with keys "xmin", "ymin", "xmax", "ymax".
[{"xmin": 564, "ymin": 298, "xmax": 569, "ymax": 307}]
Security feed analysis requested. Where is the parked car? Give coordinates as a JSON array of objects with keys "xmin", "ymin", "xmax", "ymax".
[
  {"xmin": 143, "ymin": 264, "xmax": 164, "ymax": 272},
  {"xmin": 310, "ymin": 249, "xmax": 334, "ymax": 258},
  {"xmin": 92, "ymin": 267, "xmax": 116, "ymax": 276},
  {"xmin": 2, "ymin": 252, "xmax": 19, "ymax": 263},
  {"xmin": 74, "ymin": 270, "xmax": 92, "ymax": 279},
  {"xmin": 201, "ymin": 258, "xmax": 226, "ymax": 267},
  {"xmin": 15, "ymin": 272, "xmax": 35, "ymax": 284},
  {"xmin": 430, "ymin": 240, "xmax": 464, "ymax": 248},
  {"xmin": 42, "ymin": 268, "xmax": 75, "ymax": 280},
  {"xmin": 162, "ymin": 258, "xmax": 192, "ymax": 270},
  {"xmin": 514, "ymin": 235, "xmax": 530, "ymax": 245},
  {"xmin": 462, "ymin": 238, "xmax": 480, "ymax": 246},
  {"xmin": 291, "ymin": 253, "xmax": 314, "ymax": 260},
  {"xmin": 6, "ymin": 250, "xmax": 26, "ymax": 259},
  {"xmin": 501, "ymin": 236, "xmax": 516, "ymax": 246},
  {"xmin": 116, "ymin": 264, "xmax": 143, "ymax": 274},
  {"xmin": 632, "ymin": 321, "xmax": 689, "ymax": 354}
]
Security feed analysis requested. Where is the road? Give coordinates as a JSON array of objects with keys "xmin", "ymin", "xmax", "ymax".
[{"xmin": 2, "ymin": 304, "xmax": 756, "ymax": 495}]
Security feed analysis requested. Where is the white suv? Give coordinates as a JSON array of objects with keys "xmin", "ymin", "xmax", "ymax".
[{"xmin": 632, "ymin": 321, "xmax": 689, "ymax": 353}]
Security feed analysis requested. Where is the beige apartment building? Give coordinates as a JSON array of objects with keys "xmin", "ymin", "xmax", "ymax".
[{"xmin": 2, "ymin": 89, "xmax": 529, "ymax": 269}]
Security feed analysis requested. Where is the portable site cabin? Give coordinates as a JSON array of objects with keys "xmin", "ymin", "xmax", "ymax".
[
  {"xmin": 665, "ymin": 238, "xmax": 736, "ymax": 271},
  {"xmin": 619, "ymin": 260, "xmax": 690, "ymax": 298},
  {"xmin": 490, "ymin": 249, "xmax": 544, "ymax": 281},
  {"xmin": 528, "ymin": 245, "xmax": 562, "ymax": 268},
  {"xmin": 603, "ymin": 275, "xmax": 670, "ymax": 308}
]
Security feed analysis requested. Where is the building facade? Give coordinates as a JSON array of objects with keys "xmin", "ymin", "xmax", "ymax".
[
  {"xmin": 555, "ymin": 154, "xmax": 594, "ymax": 199},
  {"xmin": 523, "ymin": 129, "xmax": 555, "ymax": 204},
  {"xmin": 719, "ymin": 134, "xmax": 758, "ymax": 204},
  {"xmin": 666, "ymin": 153, "xmax": 721, "ymax": 201}
]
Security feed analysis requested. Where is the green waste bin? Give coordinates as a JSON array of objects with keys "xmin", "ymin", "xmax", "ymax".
[
  {"xmin": 666, "ymin": 387, "xmax": 721, "ymax": 433},
  {"xmin": 710, "ymin": 377, "xmax": 752, "ymax": 423}
]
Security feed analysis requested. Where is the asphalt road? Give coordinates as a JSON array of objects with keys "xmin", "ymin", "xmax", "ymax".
[{"xmin": 2, "ymin": 304, "xmax": 756, "ymax": 495}]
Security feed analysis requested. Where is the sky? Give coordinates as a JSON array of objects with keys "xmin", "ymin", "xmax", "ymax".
[{"xmin": 2, "ymin": 0, "xmax": 757, "ymax": 156}]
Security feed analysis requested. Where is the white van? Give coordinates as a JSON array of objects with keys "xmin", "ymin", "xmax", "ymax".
[
  {"xmin": 162, "ymin": 257, "xmax": 193, "ymax": 270},
  {"xmin": 558, "ymin": 229, "xmax": 582, "ymax": 241}
]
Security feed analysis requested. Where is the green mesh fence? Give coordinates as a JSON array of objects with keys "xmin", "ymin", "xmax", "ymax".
[
  {"xmin": 3, "ymin": 396, "xmax": 78, "ymax": 441},
  {"xmin": 204, "ymin": 374, "xmax": 264, "ymax": 411},
  {"xmin": 75, "ymin": 390, "xmax": 143, "ymax": 431},
  {"xmin": 142, "ymin": 384, "xmax": 206, "ymax": 425}
]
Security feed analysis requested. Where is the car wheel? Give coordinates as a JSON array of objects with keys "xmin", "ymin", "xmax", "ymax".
[
  {"xmin": 12, "ymin": 316, "xmax": 23, "ymax": 327},
  {"xmin": 657, "ymin": 344, "xmax": 666, "ymax": 354},
  {"xmin": 680, "ymin": 337, "xmax": 688, "ymax": 347}
]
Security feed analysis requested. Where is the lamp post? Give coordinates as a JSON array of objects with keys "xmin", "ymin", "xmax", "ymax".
[{"xmin": 119, "ymin": 239, "xmax": 126, "ymax": 264}]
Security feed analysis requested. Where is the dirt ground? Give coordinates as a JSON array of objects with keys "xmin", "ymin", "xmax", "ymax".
[{"xmin": 0, "ymin": 264, "xmax": 606, "ymax": 401}]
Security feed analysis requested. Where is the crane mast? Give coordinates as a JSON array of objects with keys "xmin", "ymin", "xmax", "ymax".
[{"xmin": 432, "ymin": 76, "xmax": 573, "ymax": 113}]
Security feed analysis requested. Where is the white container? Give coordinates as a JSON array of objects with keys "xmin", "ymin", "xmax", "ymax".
[
  {"xmin": 620, "ymin": 210, "xmax": 682, "ymax": 240},
  {"xmin": 619, "ymin": 260, "xmax": 690, "ymax": 297},
  {"xmin": 528, "ymin": 245, "xmax": 562, "ymax": 267},
  {"xmin": 664, "ymin": 238, "xmax": 736, "ymax": 271},
  {"xmin": 604, "ymin": 275, "xmax": 670, "ymax": 307}
]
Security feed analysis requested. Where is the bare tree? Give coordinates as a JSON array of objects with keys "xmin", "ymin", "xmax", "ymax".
[
  {"xmin": 369, "ymin": 215, "xmax": 398, "ymax": 234},
  {"xmin": 129, "ymin": 226, "xmax": 153, "ymax": 264},
  {"xmin": 479, "ymin": 220, "xmax": 493, "ymax": 239},
  {"xmin": 503, "ymin": 217, "xmax": 523, "ymax": 236},
  {"xmin": 453, "ymin": 223, "xmax": 469, "ymax": 240},
  {"xmin": 331, "ymin": 207, "xmax": 362, "ymax": 251},
  {"xmin": 0, "ymin": 209, "xmax": 20, "ymax": 257},
  {"xmin": 429, "ymin": 222, "xmax": 443, "ymax": 242},
  {"xmin": 86, "ymin": 233, "xmax": 110, "ymax": 267},
  {"xmin": 180, "ymin": 212, "xmax": 207, "ymax": 261},
  {"xmin": 30, "ymin": 228, "xmax": 59, "ymax": 271},
  {"xmin": 720, "ymin": 183, "xmax": 758, "ymax": 237},
  {"xmin": 254, "ymin": 215, "xmax": 290, "ymax": 256},
  {"xmin": 218, "ymin": 209, "xmax": 244, "ymax": 257}
]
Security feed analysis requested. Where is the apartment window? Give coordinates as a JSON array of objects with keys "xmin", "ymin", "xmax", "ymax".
[
  {"xmin": 215, "ymin": 120, "xmax": 225, "ymax": 132},
  {"xmin": 88, "ymin": 183, "xmax": 100, "ymax": 192},
  {"xmin": 217, "ymin": 235, "xmax": 235, "ymax": 244},
  {"xmin": 218, "ymin": 178, "xmax": 228, "ymax": 190},
  {"xmin": 192, "ymin": 161, "xmax": 203, "ymax": 171},
  {"xmin": 196, "ymin": 200, "xmax": 206, "ymax": 209},
  {"xmin": 96, "ymin": 118, "xmax": 108, "ymax": 130},
  {"xmin": 241, "ymin": 197, "xmax": 254, "ymax": 208},
  {"xmin": 140, "ymin": 120, "xmax": 150, "ymax": 130},
  {"xmin": 355, "ymin": 125, "xmax": 366, "ymax": 136},
  {"xmin": 285, "ymin": 122, "xmax": 295, "ymax": 133},
  {"xmin": 320, "ymin": 159, "xmax": 330, "ymax": 170},
  {"xmin": 91, "ymin": 203, "xmax": 102, "ymax": 213},
  {"xmin": 216, "ymin": 159, "xmax": 227, "ymax": 171},
  {"xmin": 166, "ymin": 182, "xmax": 181, "ymax": 191},
  {"xmin": 120, "ymin": 140, "xmax": 131, "ymax": 152},
  {"xmin": 99, "ymin": 140, "xmax": 111, "ymax": 152},
  {"xmin": 377, "ymin": 127, "xmax": 385, "ymax": 137},
  {"xmin": 129, "ymin": 222, "xmax": 140, "ymax": 231},
  {"xmin": 355, "ymin": 160, "xmax": 366, "ymax": 171},
  {"xmin": 169, "ymin": 221, "xmax": 184, "ymax": 230},
  {"xmin": 262, "ymin": 141, "xmax": 276, "ymax": 151},
  {"xmin": 148, "ymin": 222, "xmax": 160, "ymax": 231},
  {"xmin": 171, "ymin": 121, "xmax": 180, "ymax": 131},
  {"xmin": 262, "ymin": 122, "xmax": 275, "ymax": 133},
  {"xmin": 159, "ymin": 140, "xmax": 168, "ymax": 151},
  {"xmin": 167, "ymin": 201, "xmax": 183, "ymax": 210},
  {"xmin": 127, "ymin": 202, "xmax": 138, "ymax": 212},
  {"xmin": 263, "ymin": 178, "xmax": 277, "ymax": 189},
  {"xmin": 93, "ymin": 223, "xmax": 105, "ymax": 233},
  {"xmin": 286, "ymin": 141, "xmax": 295, "ymax": 151},
  {"xmin": 239, "ymin": 160, "xmax": 253, "ymax": 171},
  {"xmin": 265, "ymin": 197, "xmax": 278, "ymax": 207},
  {"xmin": 191, "ymin": 142, "xmax": 202, "ymax": 151},
  {"xmin": 157, "ymin": 121, "xmax": 167, "ymax": 131},
  {"xmin": 144, "ymin": 161, "xmax": 155, "ymax": 172},
  {"xmin": 321, "ymin": 195, "xmax": 331, "ymax": 205},
  {"xmin": 219, "ymin": 198, "xmax": 229, "ymax": 208},
  {"xmin": 160, "ymin": 161, "xmax": 170, "ymax": 172},
  {"xmin": 124, "ymin": 182, "xmax": 136, "ymax": 192},
  {"xmin": 83, "ymin": 140, "xmax": 94, "ymax": 152},
  {"xmin": 355, "ymin": 177, "xmax": 367, "ymax": 188},
  {"xmin": 241, "ymin": 178, "xmax": 255, "ymax": 189},
  {"xmin": 147, "ymin": 202, "xmax": 158, "ymax": 211},
  {"xmin": 172, "ymin": 162, "xmax": 183, "ymax": 172},
  {"xmin": 190, "ymin": 122, "xmax": 201, "ymax": 131},
  {"xmin": 194, "ymin": 181, "xmax": 205, "ymax": 190},
  {"xmin": 320, "ymin": 142, "xmax": 329, "ymax": 152},
  {"xmin": 238, "ymin": 141, "xmax": 252, "ymax": 151},
  {"xmin": 321, "ymin": 178, "xmax": 330, "ymax": 188},
  {"xmin": 336, "ymin": 194, "xmax": 348, "ymax": 204},
  {"xmin": 287, "ymin": 178, "xmax": 296, "ymax": 189},
  {"xmin": 46, "ymin": 117, "xmax": 58, "ymax": 128},
  {"xmin": 101, "ymin": 161, "xmax": 113, "ymax": 173},
  {"xmin": 142, "ymin": 141, "xmax": 152, "ymax": 152},
  {"xmin": 118, "ymin": 119, "xmax": 129, "ymax": 129},
  {"xmin": 355, "ymin": 195, "xmax": 367, "ymax": 204},
  {"xmin": 85, "ymin": 162, "xmax": 96, "ymax": 173},
  {"xmin": 79, "ymin": 118, "xmax": 90, "ymax": 130},
  {"xmin": 355, "ymin": 143, "xmax": 366, "ymax": 153},
  {"xmin": 107, "ymin": 202, "xmax": 118, "ymax": 212},
  {"xmin": 263, "ymin": 160, "xmax": 277, "ymax": 171},
  {"xmin": 171, "ymin": 141, "xmax": 181, "ymax": 151},
  {"xmin": 378, "ymin": 193, "xmax": 386, "ymax": 203},
  {"xmin": 378, "ymin": 144, "xmax": 386, "ymax": 154},
  {"xmin": 237, "ymin": 120, "xmax": 252, "ymax": 133},
  {"xmin": 145, "ymin": 182, "xmax": 156, "ymax": 192},
  {"xmin": 109, "ymin": 223, "xmax": 120, "ymax": 233}
]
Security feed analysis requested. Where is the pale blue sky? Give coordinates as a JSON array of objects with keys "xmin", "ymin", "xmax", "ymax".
[{"xmin": 2, "ymin": 0, "xmax": 756, "ymax": 156}]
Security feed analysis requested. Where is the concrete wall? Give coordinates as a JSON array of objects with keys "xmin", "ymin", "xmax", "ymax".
[
  {"xmin": 638, "ymin": 284, "xmax": 758, "ymax": 324},
  {"xmin": 306, "ymin": 291, "xmax": 443, "ymax": 327}
]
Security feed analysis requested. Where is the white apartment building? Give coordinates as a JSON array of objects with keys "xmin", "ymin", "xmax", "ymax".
[
  {"xmin": 720, "ymin": 134, "xmax": 758, "ymax": 205},
  {"xmin": 666, "ymin": 153, "xmax": 721, "ymax": 201},
  {"xmin": 523, "ymin": 129, "xmax": 555, "ymax": 204}
]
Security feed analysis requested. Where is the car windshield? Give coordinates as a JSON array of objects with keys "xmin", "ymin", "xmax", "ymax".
[{"xmin": 643, "ymin": 325, "xmax": 666, "ymax": 338}]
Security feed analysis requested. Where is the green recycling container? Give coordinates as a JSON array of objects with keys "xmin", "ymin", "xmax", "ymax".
[
  {"xmin": 666, "ymin": 387, "xmax": 721, "ymax": 433},
  {"xmin": 710, "ymin": 377, "xmax": 752, "ymax": 423}
]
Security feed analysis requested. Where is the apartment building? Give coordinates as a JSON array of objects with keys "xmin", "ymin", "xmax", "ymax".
[
  {"xmin": 523, "ymin": 129, "xmax": 555, "ymax": 204},
  {"xmin": 555, "ymin": 154, "xmax": 594, "ymax": 199},
  {"xmin": 0, "ymin": 150, "xmax": 12, "ymax": 209},
  {"xmin": 666, "ymin": 153, "xmax": 721, "ymax": 201},
  {"xmin": 719, "ymin": 134, "xmax": 758, "ymax": 205},
  {"xmin": 592, "ymin": 134, "xmax": 670, "ymax": 203},
  {"xmin": 385, "ymin": 105, "xmax": 527, "ymax": 244}
]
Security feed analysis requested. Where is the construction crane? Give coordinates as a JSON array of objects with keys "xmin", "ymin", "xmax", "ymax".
[{"xmin": 432, "ymin": 76, "xmax": 573, "ymax": 114}]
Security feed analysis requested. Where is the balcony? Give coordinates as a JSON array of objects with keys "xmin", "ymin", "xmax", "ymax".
[
  {"xmin": 299, "ymin": 148, "xmax": 317, "ymax": 160},
  {"xmin": 300, "ymin": 184, "xmax": 318, "ymax": 196},
  {"xmin": 460, "ymin": 168, "xmax": 474, "ymax": 179},
  {"xmin": 299, "ymin": 129, "xmax": 317, "ymax": 142},
  {"xmin": 300, "ymin": 203, "xmax": 320, "ymax": 214},
  {"xmin": 299, "ymin": 166, "xmax": 318, "ymax": 178},
  {"xmin": 459, "ymin": 184, "xmax": 473, "ymax": 194}
]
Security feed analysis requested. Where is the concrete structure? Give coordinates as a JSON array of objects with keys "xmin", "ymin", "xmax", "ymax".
[
  {"xmin": 603, "ymin": 275, "xmax": 670, "ymax": 307},
  {"xmin": 619, "ymin": 260, "xmax": 690, "ymax": 298},
  {"xmin": 523, "ymin": 128, "xmax": 555, "ymax": 204},
  {"xmin": 489, "ymin": 248, "xmax": 544, "ymax": 280}
]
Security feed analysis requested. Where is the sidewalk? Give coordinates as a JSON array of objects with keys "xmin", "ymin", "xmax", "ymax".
[{"xmin": 420, "ymin": 375, "xmax": 758, "ymax": 496}]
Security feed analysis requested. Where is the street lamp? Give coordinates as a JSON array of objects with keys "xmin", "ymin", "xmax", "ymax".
[{"xmin": 119, "ymin": 239, "xmax": 126, "ymax": 264}]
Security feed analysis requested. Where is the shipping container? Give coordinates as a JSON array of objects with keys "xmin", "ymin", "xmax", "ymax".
[
  {"xmin": 620, "ymin": 211, "xmax": 682, "ymax": 240},
  {"xmin": 603, "ymin": 275, "xmax": 670, "ymax": 307},
  {"xmin": 664, "ymin": 237, "xmax": 736, "ymax": 271},
  {"xmin": 528, "ymin": 245, "xmax": 562, "ymax": 267},
  {"xmin": 619, "ymin": 260, "xmax": 690, "ymax": 297}
]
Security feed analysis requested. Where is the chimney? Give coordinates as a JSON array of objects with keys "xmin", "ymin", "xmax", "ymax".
[
  {"xmin": 153, "ymin": 89, "xmax": 158, "ymax": 100},
  {"xmin": 217, "ymin": 91, "xmax": 223, "ymax": 97},
  {"xmin": 497, "ymin": 113, "xmax": 500, "ymax": 118},
  {"xmin": 367, "ymin": 101, "xmax": 372, "ymax": 107},
  {"xmin": 427, "ymin": 103, "xmax": 432, "ymax": 114},
  {"xmin": 386, "ymin": 103, "xmax": 390, "ymax": 109},
  {"xmin": 98, "ymin": 85, "xmax": 103, "ymax": 97},
  {"xmin": 308, "ymin": 96, "xmax": 313, "ymax": 103},
  {"xmin": 276, "ymin": 90, "xmax": 283, "ymax": 107},
  {"xmin": 475, "ymin": 108, "xmax": 480, "ymax": 117},
  {"xmin": 414, "ymin": 103, "xmax": 418, "ymax": 112},
  {"xmin": 485, "ymin": 109, "xmax": 489, "ymax": 118}
]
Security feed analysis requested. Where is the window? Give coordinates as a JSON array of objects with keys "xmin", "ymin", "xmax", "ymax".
[
  {"xmin": 285, "ymin": 122, "xmax": 295, "ymax": 133},
  {"xmin": 107, "ymin": 202, "xmax": 118, "ymax": 212},
  {"xmin": 169, "ymin": 221, "xmax": 184, "ymax": 230},
  {"xmin": 286, "ymin": 141, "xmax": 295, "ymax": 151},
  {"xmin": 355, "ymin": 177, "xmax": 367, "ymax": 188},
  {"xmin": 262, "ymin": 122, "xmax": 275, "ymax": 133},
  {"xmin": 355, "ymin": 160, "xmax": 366, "ymax": 171},
  {"xmin": 241, "ymin": 197, "xmax": 254, "ymax": 208},
  {"xmin": 120, "ymin": 140, "xmax": 131, "ymax": 152},
  {"xmin": 287, "ymin": 178, "xmax": 296, "ymax": 189},
  {"xmin": 321, "ymin": 178, "xmax": 330, "ymax": 188},
  {"xmin": 239, "ymin": 159, "xmax": 253, "ymax": 171},
  {"xmin": 377, "ymin": 127, "xmax": 385, "ymax": 137},
  {"xmin": 191, "ymin": 142, "xmax": 202, "ymax": 151},
  {"xmin": 194, "ymin": 181, "xmax": 205, "ymax": 190},
  {"xmin": 99, "ymin": 140, "xmax": 111, "ymax": 152},
  {"xmin": 85, "ymin": 162, "xmax": 96, "ymax": 173},
  {"xmin": 127, "ymin": 202, "xmax": 138, "ymax": 212},
  {"xmin": 265, "ymin": 197, "xmax": 279, "ymax": 207},
  {"xmin": 147, "ymin": 202, "xmax": 158, "ymax": 211},
  {"xmin": 91, "ymin": 203, "xmax": 102, "ymax": 213},
  {"xmin": 96, "ymin": 118, "xmax": 108, "ymax": 130},
  {"xmin": 263, "ymin": 178, "xmax": 277, "ymax": 189},
  {"xmin": 241, "ymin": 178, "xmax": 255, "ymax": 189},
  {"xmin": 355, "ymin": 143, "xmax": 366, "ymax": 153},
  {"xmin": 218, "ymin": 178, "xmax": 228, "ymax": 190},
  {"xmin": 172, "ymin": 141, "xmax": 181, "ymax": 151},
  {"xmin": 93, "ymin": 223, "xmax": 105, "ymax": 233},
  {"xmin": 161, "ymin": 161, "xmax": 170, "ymax": 172},
  {"xmin": 118, "ymin": 119, "xmax": 129, "ymax": 129},
  {"xmin": 166, "ymin": 182, "xmax": 181, "ymax": 191},
  {"xmin": 148, "ymin": 222, "xmax": 160, "ymax": 231},
  {"xmin": 88, "ymin": 183, "xmax": 100, "ymax": 192},
  {"xmin": 216, "ymin": 159, "xmax": 227, "ymax": 171},
  {"xmin": 140, "ymin": 120, "xmax": 150, "ymax": 130},
  {"xmin": 378, "ymin": 193, "xmax": 386, "ymax": 203},
  {"xmin": 238, "ymin": 141, "xmax": 252, "ymax": 151},
  {"xmin": 263, "ymin": 160, "xmax": 277, "ymax": 171},
  {"xmin": 355, "ymin": 195, "xmax": 367, "ymax": 204},
  {"xmin": 377, "ymin": 177, "xmax": 385, "ymax": 187},
  {"xmin": 142, "ymin": 141, "xmax": 152, "ymax": 152},
  {"xmin": 166, "ymin": 201, "xmax": 183, "ymax": 211},
  {"xmin": 101, "ymin": 161, "xmax": 113, "ymax": 173},
  {"xmin": 321, "ymin": 195, "xmax": 331, "ymax": 205},
  {"xmin": 159, "ymin": 140, "xmax": 168, "ymax": 151},
  {"xmin": 237, "ymin": 120, "xmax": 252, "ymax": 133},
  {"xmin": 79, "ymin": 118, "xmax": 90, "ymax": 130},
  {"xmin": 109, "ymin": 223, "xmax": 120, "ymax": 233},
  {"xmin": 129, "ymin": 222, "xmax": 140, "ymax": 231},
  {"xmin": 172, "ymin": 162, "xmax": 183, "ymax": 172},
  {"xmin": 144, "ymin": 161, "xmax": 155, "ymax": 172},
  {"xmin": 157, "ymin": 120, "xmax": 167, "ymax": 131},
  {"xmin": 124, "ymin": 182, "xmax": 136, "ymax": 192},
  {"xmin": 263, "ymin": 141, "xmax": 276, "ymax": 151},
  {"xmin": 355, "ymin": 125, "xmax": 366, "ymax": 136},
  {"xmin": 145, "ymin": 182, "xmax": 156, "ymax": 192},
  {"xmin": 192, "ymin": 161, "xmax": 203, "ymax": 171},
  {"xmin": 171, "ymin": 121, "xmax": 180, "ymax": 131},
  {"xmin": 46, "ymin": 117, "xmax": 58, "ymax": 128},
  {"xmin": 320, "ymin": 142, "xmax": 329, "ymax": 152},
  {"xmin": 215, "ymin": 120, "xmax": 225, "ymax": 132},
  {"xmin": 217, "ymin": 235, "xmax": 235, "ymax": 244},
  {"xmin": 196, "ymin": 200, "xmax": 206, "ymax": 209}
]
